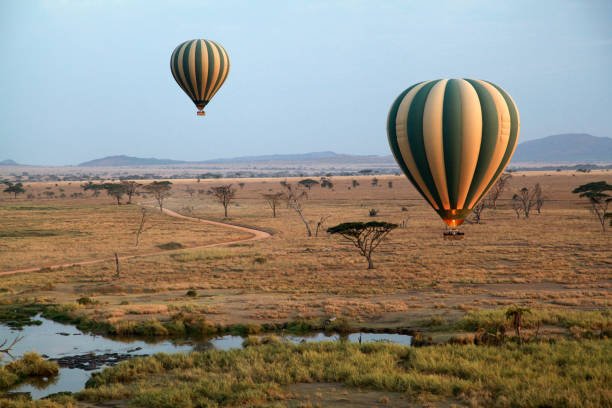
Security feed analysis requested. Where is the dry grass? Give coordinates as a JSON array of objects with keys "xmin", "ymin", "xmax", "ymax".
[
  {"xmin": 0, "ymin": 171, "xmax": 609, "ymax": 329},
  {"xmin": 0, "ymin": 202, "xmax": 249, "ymax": 271}
]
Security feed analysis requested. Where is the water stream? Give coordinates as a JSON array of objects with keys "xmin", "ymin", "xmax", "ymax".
[{"xmin": 1, "ymin": 316, "xmax": 411, "ymax": 399}]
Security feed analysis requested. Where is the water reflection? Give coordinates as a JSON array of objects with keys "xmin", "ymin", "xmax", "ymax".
[{"xmin": 1, "ymin": 315, "xmax": 410, "ymax": 399}]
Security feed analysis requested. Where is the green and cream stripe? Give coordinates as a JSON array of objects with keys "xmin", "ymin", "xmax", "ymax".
[
  {"xmin": 387, "ymin": 78, "xmax": 520, "ymax": 227},
  {"xmin": 170, "ymin": 39, "xmax": 230, "ymax": 113}
]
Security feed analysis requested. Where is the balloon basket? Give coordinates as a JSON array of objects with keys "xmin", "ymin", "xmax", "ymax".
[
  {"xmin": 443, "ymin": 229, "xmax": 464, "ymax": 240},
  {"xmin": 197, "ymin": 110, "xmax": 206, "ymax": 116}
]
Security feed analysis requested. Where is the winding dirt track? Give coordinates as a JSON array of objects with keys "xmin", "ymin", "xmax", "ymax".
[{"xmin": 0, "ymin": 207, "xmax": 271, "ymax": 277}]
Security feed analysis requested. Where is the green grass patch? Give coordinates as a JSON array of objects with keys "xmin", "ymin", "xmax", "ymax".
[
  {"xmin": 0, "ymin": 229, "xmax": 85, "ymax": 238},
  {"xmin": 78, "ymin": 339, "xmax": 611, "ymax": 407},
  {"xmin": 456, "ymin": 308, "xmax": 611, "ymax": 332},
  {"xmin": 0, "ymin": 304, "xmax": 46, "ymax": 329},
  {"xmin": 0, "ymin": 205, "xmax": 62, "ymax": 211}
]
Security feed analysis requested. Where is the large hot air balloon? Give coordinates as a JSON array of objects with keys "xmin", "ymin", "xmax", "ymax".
[
  {"xmin": 387, "ymin": 79, "xmax": 520, "ymax": 235},
  {"xmin": 170, "ymin": 39, "xmax": 230, "ymax": 116}
]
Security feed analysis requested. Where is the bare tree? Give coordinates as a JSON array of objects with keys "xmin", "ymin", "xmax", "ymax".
[
  {"xmin": 572, "ymin": 181, "xmax": 611, "ymax": 232},
  {"xmin": 135, "ymin": 207, "xmax": 153, "ymax": 247},
  {"xmin": 512, "ymin": 195, "xmax": 523, "ymax": 219},
  {"xmin": 262, "ymin": 192, "xmax": 284, "ymax": 218},
  {"xmin": 114, "ymin": 252, "xmax": 120, "ymax": 278},
  {"xmin": 121, "ymin": 181, "xmax": 141, "ymax": 204},
  {"xmin": 505, "ymin": 306, "xmax": 531, "ymax": 344},
  {"xmin": 144, "ymin": 181, "xmax": 172, "ymax": 212},
  {"xmin": 534, "ymin": 183, "xmax": 544, "ymax": 214},
  {"xmin": 210, "ymin": 184, "xmax": 236, "ymax": 218},
  {"xmin": 185, "ymin": 186, "xmax": 196, "ymax": 198},
  {"xmin": 0, "ymin": 335, "xmax": 24, "ymax": 357},
  {"xmin": 238, "ymin": 182, "xmax": 245, "ymax": 190},
  {"xmin": 471, "ymin": 198, "xmax": 489, "ymax": 224},
  {"xmin": 512, "ymin": 185, "xmax": 540, "ymax": 219},
  {"xmin": 282, "ymin": 182, "xmax": 312, "ymax": 236},
  {"xmin": 314, "ymin": 215, "xmax": 330, "ymax": 237},
  {"xmin": 488, "ymin": 173, "xmax": 512, "ymax": 209},
  {"xmin": 327, "ymin": 221, "xmax": 398, "ymax": 269}
]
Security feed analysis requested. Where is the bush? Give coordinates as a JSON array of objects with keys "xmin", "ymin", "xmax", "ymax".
[
  {"xmin": 0, "ymin": 353, "xmax": 60, "ymax": 391},
  {"xmin": 76, "ymin": 296, "xmax": 97, "ymax": 306},
  {"xmin": 156, "ymin": 242, "xmax": 184, "ymax": 250},
  {"xmin": 5, "ymin": 352, "xmax": 59, "ymax": 378},
  {"xmin": 369, "ymin": 208, "xmax": 379, "ymax": 217},
  {"xmin": 185, "ymin": 290, "xmax": 197, "ymax": 298}
]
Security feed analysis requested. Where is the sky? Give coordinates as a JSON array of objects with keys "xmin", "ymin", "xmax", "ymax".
[{"xmin": 1, "ymin": 0, "xmax": 611, "ymax": 165}]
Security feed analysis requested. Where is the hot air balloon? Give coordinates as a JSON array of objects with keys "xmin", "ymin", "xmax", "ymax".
[
  {"xmin": 170, "ymin": 39, "xmax": 230, "ymax": 116},
  {"xmin": 387, "ymin": 79, "xmax": 520, "ymax": 237}
]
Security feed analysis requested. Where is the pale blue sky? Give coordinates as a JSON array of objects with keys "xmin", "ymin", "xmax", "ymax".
[{"xmin": 1, "ymin": 0, "xmax": 611, "ymax": 165}]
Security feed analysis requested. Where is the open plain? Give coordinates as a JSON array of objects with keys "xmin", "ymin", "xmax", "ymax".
[
  {"xmin": 0, "ymin": 170, "xmax": 610, "ymax": 407},
  {"xmin": 1, "ymin": 171, "xmax": 609, "ymax": 327}
]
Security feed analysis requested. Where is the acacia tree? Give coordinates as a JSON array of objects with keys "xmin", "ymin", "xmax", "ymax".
[
  {"xmin": 121, "ymin": 181, "xmax": 141, "ymax": 204},
  {"xmin": 81, "ymin": 181, "xmax": 105, "ymax": 197},
  {"xmin": 282, "ymin": 182, "xmax": 312, "ymax": 236},
  {"xmin": 262, "ymin": 192, "xmax": 284, "ymax": 217},
  {"xmin": 2, "ymin": 181, "xmax": 25, "ymax": 198},
  {"xmin": 572, "ymin": 181, "xmax": 611, "ymax": 232},
  {"xmin": 144, "ymin": 181, "xmax": 172, "ymax": 212},
  {"xmin": 210, "ymin": 184, "xmax": 236, "ymax": 218},
  {"xmin": 105, "ymin": 183, "xmax": 129, "ymax": 205},
  {"xmin": 327, "ymin": 221, "xmax": 397, "ymax": 269},
  {"xmin": 298, "ymin": 179, "xmax": 319, "ymax": 190}
]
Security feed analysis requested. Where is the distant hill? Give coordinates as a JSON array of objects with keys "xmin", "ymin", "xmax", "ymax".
[
  {"xmin": 513, "ymin": 133, "xmax": 612, "ymax": 163},
  {"xmin": 78, "ymin": 152, "xmax": 391, "ymax": 167},
  {"xmin": 0, "ymin": 159, "xmax": 19, "ymax": 166},
  {"xmin": 79, "ymin": 155, "xmax": 186, "ymax": 167},
  {"xmin": 199, "ymin": 151, "xmax": 386, "ymax": 164},
  {"xmin": 75, "ymin": 134, "xmax": 611, "ymax": 168}
]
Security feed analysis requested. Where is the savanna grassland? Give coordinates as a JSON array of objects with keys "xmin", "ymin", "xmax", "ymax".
[
  {"xmin": 0, "ymin": 172, "xmax": 609, "ymax": 328},
  {"xmin": 0, "ymin": 171, "xmax": 610, "ymax": 407}
]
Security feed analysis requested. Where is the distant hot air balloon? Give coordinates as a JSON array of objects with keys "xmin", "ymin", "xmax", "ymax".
[
  {"xmin": 170, "ymin": 39, "xmax": 230, "ymax": 116},
  {"xmin": 387, "ymin": 79, "xmax": 520, "ymax": 236}
]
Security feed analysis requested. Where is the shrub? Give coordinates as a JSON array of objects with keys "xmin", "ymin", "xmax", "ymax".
[
  {"xmin": 77, "ymin": 296, "xmax": 97, "ymax": 305},
  {"xmin": 5, "ymin": 352, "xmax": 59, "ymax": 378},
  {"xmin": 156, "ymin": 242, "xmax": 184, "ymax": 250},
  {"xmin": 253, "ymin": 257, "xmax": 267, "ymax": 265}
]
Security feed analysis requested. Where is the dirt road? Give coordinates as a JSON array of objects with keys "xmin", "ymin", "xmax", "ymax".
[{"xmin": 0, "ymin": 207, "xmax": 271, "ymax": 276}]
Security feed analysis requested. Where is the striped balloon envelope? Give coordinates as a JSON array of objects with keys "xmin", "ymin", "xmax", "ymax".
[
  {"xmin": 170, "ymin": 39, "xmax": 230, "ymax": 116},
  {"xmin": 387, "ymin": 79, "xmax": 520, "ymax": 229}
]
